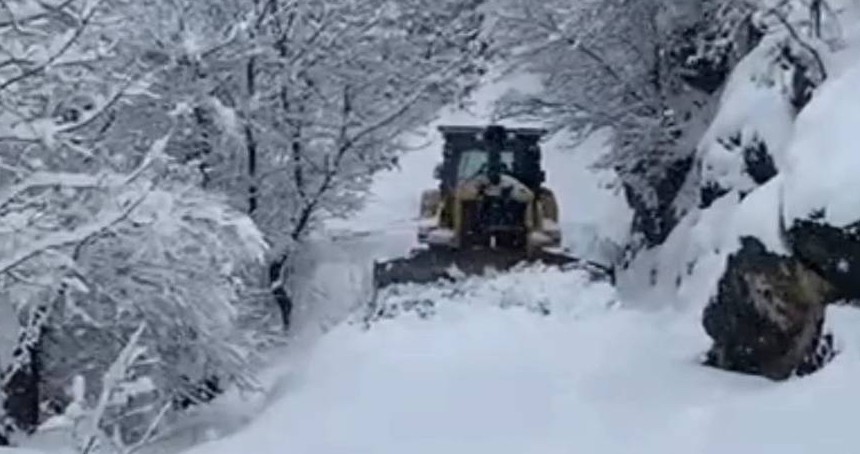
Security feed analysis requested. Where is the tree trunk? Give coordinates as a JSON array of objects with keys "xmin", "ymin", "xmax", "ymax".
[
  {"xmin": 2, "ymin": 303, "xmax": 50, "ymax": 438},
  {"xmin": 810, "ymin": 0, "xmax": 822, "ymax": 39},
  {"xmin": 268, "ymin": 254, "xmax": 293, "ymax": 331},
  {"xmin": 245, "ymin": 57, "xmax": 258, "ymax": 215}
]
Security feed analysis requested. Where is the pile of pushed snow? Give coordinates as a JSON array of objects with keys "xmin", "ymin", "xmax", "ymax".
[{"xmin": 365, "ymin": 265, "xmax": 618, "ymax": 325}]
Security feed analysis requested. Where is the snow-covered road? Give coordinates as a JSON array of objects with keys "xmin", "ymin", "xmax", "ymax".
[
  {"xmin": 179, "ymin": 72, "xmax": 860, "ymax": 454},
  {"xmin": 286, "ymin": 73, "xmax": 631, "ymax": 339}
]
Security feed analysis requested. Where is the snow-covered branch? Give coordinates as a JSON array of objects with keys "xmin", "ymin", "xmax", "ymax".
[
  {"xmin": 0, "ymin": 0, "xmax": 105, "ymax": 92},
  {"xmin": 75, "ymin": 323, "xmax": 152, "ymax": 454},
  {"xmin": 0, "ymin": 193, "xmax": 147, "ymax": 276},
  {"xmin": 0, "ymin": 0, "xmax": 78, "ymax": 29}
]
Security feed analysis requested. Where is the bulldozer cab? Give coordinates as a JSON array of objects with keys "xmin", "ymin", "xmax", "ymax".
[{"xmin": 435, "ymin": 125, "xmax": 547, "ymax": 193}]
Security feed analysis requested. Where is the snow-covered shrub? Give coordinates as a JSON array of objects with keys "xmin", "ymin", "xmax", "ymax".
[{"xmin": 0, "ymin": 133, "xmax": 268, "ymax": 435}]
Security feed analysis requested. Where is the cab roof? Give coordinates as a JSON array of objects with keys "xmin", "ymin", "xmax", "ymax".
[{"xmin": 437, "ymin": 125, "xmax": 548, "ymax": 141}]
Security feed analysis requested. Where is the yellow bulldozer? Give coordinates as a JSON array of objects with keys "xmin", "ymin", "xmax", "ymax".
[{"xmin": 372, "ymin": 124, "xmax": 613, "ymax": 290}]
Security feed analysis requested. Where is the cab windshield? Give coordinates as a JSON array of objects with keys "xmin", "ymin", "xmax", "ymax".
[{"xmin": 457, "ymin": 149, "xmax": 514, "ymax": 181}]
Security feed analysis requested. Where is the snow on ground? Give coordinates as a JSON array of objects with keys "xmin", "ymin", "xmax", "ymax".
[{"xmin": 182, "ymin": 266, "xmax": 860, "ymax": 454}]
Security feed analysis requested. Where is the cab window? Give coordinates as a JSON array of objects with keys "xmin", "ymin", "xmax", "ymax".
[{"xmin": 456, "ymin": 149, "xmax": 514, "ymax": 181}]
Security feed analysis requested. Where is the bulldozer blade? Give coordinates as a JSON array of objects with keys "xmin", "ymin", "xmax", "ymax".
[{"xmin": 371, "ymin": 247, "xmax": 614, "ymax": 292}]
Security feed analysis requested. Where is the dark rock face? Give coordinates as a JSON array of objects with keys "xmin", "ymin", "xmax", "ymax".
[
  {"xmin": 787, "ymin": 220, "xmax": 860, "ymax": 300},
  {"xmin": 742, "ymin": 137, "xmax": 777, "ymax": 186},
  {"xmin": 699, "ymin": 181, "xmax": 729, "ymax": 210},
  {"xmin": 699, "ymin": 134, "xmax": 777, "ymax": 210},
  {"xmin": 703, "ymin": 237, "xmax": 835, "ymax": 380},
  {"xmin": 778, "ymin": 43, "xmax": 820, "ymax": 113}
]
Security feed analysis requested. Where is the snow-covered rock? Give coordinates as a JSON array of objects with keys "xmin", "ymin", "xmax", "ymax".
[
  {"xmin": 703, "ymin": 237, "xmax": 834, "ymax": 379},
  {"xmin": 787, "ymin": 221, "xmax": 860, "ymax": 299},
  {"xmin": 777, "ymin": 52, "xmax": 860, "ymax": 302}
]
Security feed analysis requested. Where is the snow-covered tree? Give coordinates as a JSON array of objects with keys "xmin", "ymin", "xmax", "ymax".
[
  {"xmin": 2, "ymin": 0, "xmax": 494, "ymax": 443},
  {"xmin": 132, "ymin": 0, "xmax": 491, "ymax": 325},
  {"xmin": 0, "ymin": 0, "xmax": 271, "ymax": 443},
  {"xmin": 490, "ymin": 0, "xmax": 764, "ymax": 247}
]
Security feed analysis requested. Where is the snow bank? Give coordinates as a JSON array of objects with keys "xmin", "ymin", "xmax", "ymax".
[{"xmin": 783, "ymin": 58, "xmax": 860, "ymax": 226}]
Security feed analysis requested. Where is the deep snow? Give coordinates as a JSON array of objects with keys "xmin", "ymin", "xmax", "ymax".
[{"xmin": 179, "ymin": 267, "xmax": 860, "ymax": 454}]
